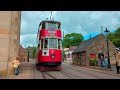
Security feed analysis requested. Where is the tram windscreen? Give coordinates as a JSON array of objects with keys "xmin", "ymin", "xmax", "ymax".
[
  {"xmin": 47, "ymin": 23, "xmax": 58, "ymax": 30},
  {"xmin": 49, "ymin": 39, "xmax": 57, "ymax": 49}
]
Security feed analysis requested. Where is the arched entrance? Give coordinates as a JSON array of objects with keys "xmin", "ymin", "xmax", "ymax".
[{"xmin": 0, "ymin": 11, "xmax": 21, "ymax": 78}]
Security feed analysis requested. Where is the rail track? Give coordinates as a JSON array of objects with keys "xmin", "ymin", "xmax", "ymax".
[
  {"xmin": 60, "ymin": 71, "xmax": 85, "ymax": 79},
  {"xmin": 62, "ymin": 67, "xmax": 101, "ymax": 79},
  {"xmin": 64, "ymin": 65, "xmax": 120, "ymax": 78},
  {"xmin": 41, "ymin": 71, "xmax": 57, "ymax": 79}
]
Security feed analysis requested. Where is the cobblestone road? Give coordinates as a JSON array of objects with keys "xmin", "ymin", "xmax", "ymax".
[{"xmin": 7, "ymin": 59, "xmax": 120, "ymax": 79}]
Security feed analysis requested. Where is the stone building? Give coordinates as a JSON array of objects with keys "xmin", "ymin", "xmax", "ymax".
[
  {"xmin": 0, "ymin": 11, "xmax": 21, "ymax": 78},
  {"xmin": 72, "ymin": 33, "xmax": 116, "ymax": 66},
  {"xmin": 18, "ymin": 45, "xmax": 28, "ymax": 62}
]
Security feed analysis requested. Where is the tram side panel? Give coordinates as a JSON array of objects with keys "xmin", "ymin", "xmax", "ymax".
[{"xmin": 40, "ymin": 29, "xmax": 61, "ymax": 39}]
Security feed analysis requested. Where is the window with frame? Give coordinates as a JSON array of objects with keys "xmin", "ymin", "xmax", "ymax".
[
  {"xmin": 58, "ymin": 39, "xmax": 61, "ymax": 49},
  {"xmin": 46, "ymin": 22, "xmax": 58, "ymax": 30},
  {"xmin": 49, "ymin": 38, "xmax": 57, "ymax": 49},
  {"xmin": 42, "ymin": 23, "xmax": 45, "ymax": 29},
  {"xmin": 41, "ymin": 39, "xmax": 43, "ymax": 49},
  {"xmin": 68, "ymin": 54, "xmax": 70, "ymax": 58},
  {"xmin": 44, "ymin": 38, "xmax": 48, "ymax": 49}
]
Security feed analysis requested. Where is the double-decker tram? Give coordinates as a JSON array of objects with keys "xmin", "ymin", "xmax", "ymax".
[{"xmin": 36, "ymin": 20, "xmax": 62, "ymax": 71}]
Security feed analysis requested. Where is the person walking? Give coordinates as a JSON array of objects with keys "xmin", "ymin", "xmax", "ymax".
[
  {"xmin": 103, "ymin": 56, "xmax": 108, "ymax": 68},
  {"xmin": 98, "ymin": 51, "xmax": 104, "ymax": 67},
  {"xmin": 13, "ymin": 57, "xmax": 20, "ymax": 75},
  {"xmin": 114, "ymin": 48, "xmax": 120, "ymax": 74}
]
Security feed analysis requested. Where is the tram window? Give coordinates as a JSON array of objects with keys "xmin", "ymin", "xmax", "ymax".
[
  {"xmin": 41, "ymin": 39, "xmax": 43, "ymax": 49},
  {"xmin": 58, "ymin": 24, "xmax": 61, "ymax": 30},
  {"xmin": 58, "ymin": 39, "xmax": 61, "ymax": 49},
  {"xmin": 46, "ymin": 23, "xmax": 58, "ymax": 29},
  {"xmin": 49, "ymin": 39, "xmax": 57, "ymax": 49},
  {"xmin": 42, "ymin": 23, "xmax": 45, "ymax": 29},
  {"xmin": 44, "ymin": 38, "xmax": 48, "ymax": 49},
  {"xmin": 38, "ymin": 44, "xmax": 40, "ymax": 48}
]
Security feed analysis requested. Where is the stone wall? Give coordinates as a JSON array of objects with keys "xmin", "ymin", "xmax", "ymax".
[
  {"xmin": 86, "ymin": 34, "xmax": 116, "ymax": 66},
  {"xmin": 72, "ymin": 34, "xmax": 116, "ymax": 66},
  {"xmin": 0, "ymin": 11, "xmax": 21, "ymax": 78}
]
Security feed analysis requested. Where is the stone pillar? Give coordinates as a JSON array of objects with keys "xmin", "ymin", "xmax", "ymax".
[{"xmin": 0, "ymin": 11, "xmax": 21, "ymax": 78}]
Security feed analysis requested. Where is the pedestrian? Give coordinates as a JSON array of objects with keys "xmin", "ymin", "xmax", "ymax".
[
  {"xmin": 98, "ymin": 51, "xmax": 104, "ymax": 67},
  {"xmin": 114, "ymin": 48, "xmax": 120, "ymax": 74},
  {"xmin": 103, "ymin": 56, "xmax": 108, "ymax": 68},
  {"xmin": 13, "ymin": 57, "xmax": 20, "ymax": 75}
]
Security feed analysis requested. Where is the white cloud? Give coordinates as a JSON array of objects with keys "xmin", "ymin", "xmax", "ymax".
[
  {"xmin": 20, "ymin": 11, "xmax": 120, "ymax": 47},
  {"xmin": 20, "ymin": 34, "xmax": 37, "ymax": 48}
]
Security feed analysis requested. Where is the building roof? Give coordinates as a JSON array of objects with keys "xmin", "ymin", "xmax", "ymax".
[
  {"xmin": 66, "ymin": 46, "xmax": 77, "ymax": 51},
  {"xmin": 64, "ymin": 48, "xmax": 69, "ymax": 51},
  {"xmin": 19, "ymin": 45, "xmax": 27, "ymax": 53},
  {"xmin": 73, "ymin": 34, "xmax": 104, "ymax": 53}
]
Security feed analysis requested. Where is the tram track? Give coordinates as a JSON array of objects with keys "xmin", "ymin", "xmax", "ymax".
[
  {"xmin": 40, "ymin": 67, "xmax": 101, "ymax": 79},
  {"xmin": 64, "ymin": 65, "xmax": 120, "ymax": 78},
  {"xmin": 60, "ymin": 71, "xmax": 85, "ymax": 79},
  {"xmin": 41, "ymin": 70, "xmax": 83, "ymax": 79},
  {"xmin": 77, "ymin": 67, "xmax": 120, "ymax": 77},
  {"xmin": 41, "ymin": 71, "xmax": 57, "ymax": 79},
  {"xmin": 78, "ymin": 66, "xmax": 120, "ymax": 77},
  {"xmin": 63, "ymin": 66, "xmax": 102, "ymax": 79}
]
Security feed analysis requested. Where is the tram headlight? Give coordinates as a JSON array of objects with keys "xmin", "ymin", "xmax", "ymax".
[{"xmin": 51, "ymin": 54, "xmax": 55, "ymax": 58}]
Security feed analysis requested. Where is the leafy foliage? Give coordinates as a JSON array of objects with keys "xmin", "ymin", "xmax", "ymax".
[
  {"xmin": 63, "ymin": 33, "xmax": 84, "ymax": 48},
  {"xmin": 108, "ymin": 27, "xmax": 120, "ymax": 47},
  {"xmin": 89, "ymin": 58, "xmax": 98, "ymax": 66},
  {"xmin": 32, "ymin": 48, "xmax": 37, "ymax": 58}
]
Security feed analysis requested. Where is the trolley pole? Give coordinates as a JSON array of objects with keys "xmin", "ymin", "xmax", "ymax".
[{"xmin": 50, "ymin": 11, "xmax": 52, "ymax": 20}]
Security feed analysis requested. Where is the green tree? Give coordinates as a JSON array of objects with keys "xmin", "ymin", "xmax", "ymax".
[
  {"xmin": 63, "ymin": 33, "xmax": 84, "ymax": 48},
  {"xmin": 32, "ymin": 48, "xmax": 36, "ymax": 58},
  {"xmin": 108, "ymin": 27, "xmax": 120, "ymax": 47}
]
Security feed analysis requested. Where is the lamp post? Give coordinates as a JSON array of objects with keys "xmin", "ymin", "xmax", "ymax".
[{"xmin": 104, "ymin": 28, "xmax": 111, "ymax": 68}]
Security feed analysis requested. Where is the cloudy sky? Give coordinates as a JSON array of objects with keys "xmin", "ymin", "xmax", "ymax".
[{"xmin": 20, "ymin": 11, "xmax": 120, "ymax": 48}]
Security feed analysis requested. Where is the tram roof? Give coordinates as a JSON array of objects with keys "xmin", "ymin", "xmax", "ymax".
[{"xmin": 40, "ymin": 20, "xmax": 61, "ymax": 24}]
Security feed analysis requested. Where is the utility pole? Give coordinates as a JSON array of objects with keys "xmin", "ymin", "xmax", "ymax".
[
  {"xmin": 90, "ymin": 34, "xmax": 91, "ymax": 39},
  {"xmin": 25, "ymin": 42, "xmax": 26, "ymax": 48},
  {"xmin": 62, "ymin": 31, "xmax": 65, "ymax": 62},
  {"xmin": 27, "ymin": 51, "xmax": 29, "ymax": 62},
  {"xmin": 101, "ymin": 26, "xmax": 103, "ymax": 33}
]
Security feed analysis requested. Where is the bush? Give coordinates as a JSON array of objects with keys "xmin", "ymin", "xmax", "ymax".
[{"xmin": 89, "ymin": 58, "xmax": 98, "ymax": 66}]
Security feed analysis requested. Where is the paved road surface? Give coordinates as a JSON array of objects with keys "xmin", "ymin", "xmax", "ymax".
[{"xmin": 6, "ymin": 59, "xmax": 120, "ymax": 79}]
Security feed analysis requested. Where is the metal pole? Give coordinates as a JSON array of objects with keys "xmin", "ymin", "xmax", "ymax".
[
  {"xmin": 50, "ymin": 11, "xmax": 52, "ymax": 20},
  {"xmin": 101, "ymin": 26, "xmax": 103, "ymax": 33},
  {"xmin": 63, "ymin": 31, "xmax": 65, "ymax": 62},
  {"xmin": 27, "ymin": 51, "xmax": 29, "ymax": 62},
  {"xmin": 106, "ymin": 37, "xmax": 111, "ymax": 68}
]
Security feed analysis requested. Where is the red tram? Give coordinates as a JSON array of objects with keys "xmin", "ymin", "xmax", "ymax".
[{"xmin": 36, "ymin": 20, "xmax": 62, "ymax": 71}]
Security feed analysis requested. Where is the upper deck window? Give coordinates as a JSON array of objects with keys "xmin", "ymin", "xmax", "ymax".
[
  {"xmin": 39, "ymin": 21, "xmax": 61, "ymax": 30},
  {"xmin": 46, "ymin": 22, "xmax": 61, "ymax": 30},
  {"xmin": 46, "ymin": 23, "xmax": 58, "ymax": 30}
]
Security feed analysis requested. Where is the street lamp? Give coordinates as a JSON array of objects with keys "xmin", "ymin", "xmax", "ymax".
[{"xmin": 104, "ymin": 28, "xmax": 111, "ymax": 68}]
